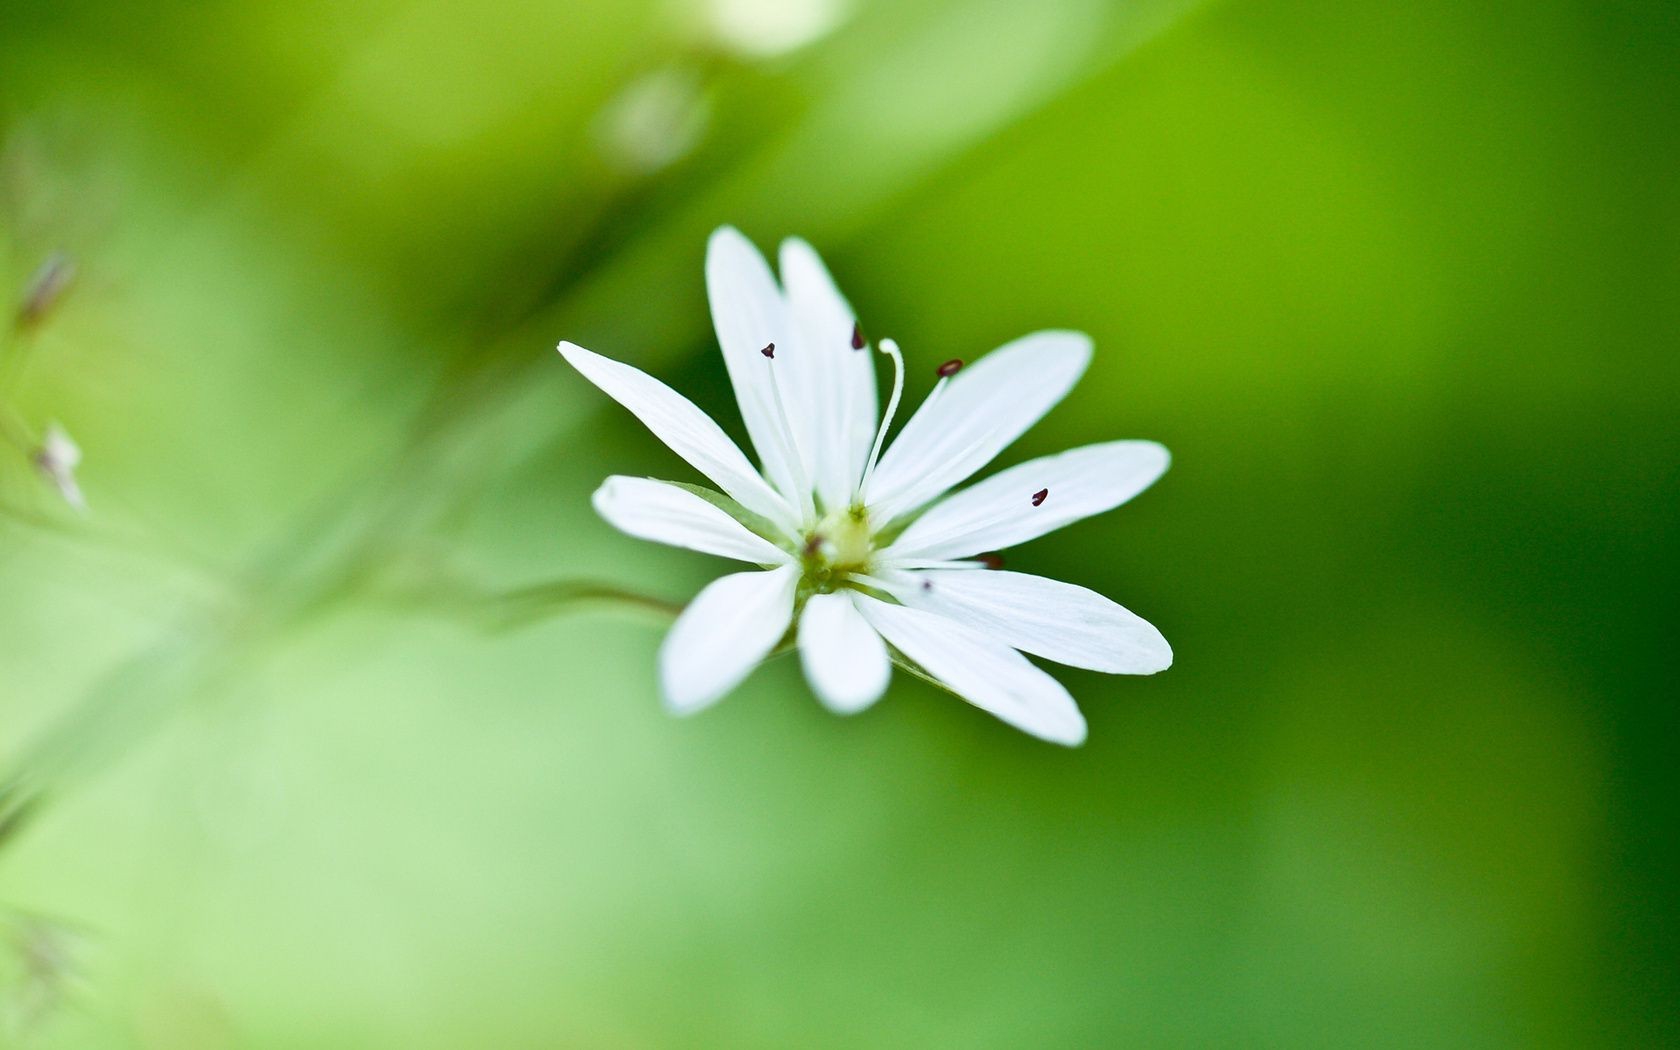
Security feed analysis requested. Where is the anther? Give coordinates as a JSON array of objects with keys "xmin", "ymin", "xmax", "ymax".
[
  {"xmin": 978, "ymin": 553, "xmax": 1005, "ymax": 570},
  {"xmin": 761, "ymin": 342, "xmax": 775, "ymax": 358},
  {"xmin": 936, "ymin": 358, "xmax": 964, "ymax": 378},
  {"xmin": 921, "ymin": 579, "xmax": 933, "ymax": 592},
  {"xmin": 851, "ymin": 322, "xmax": 865, "ymax": 350},
  {"xmin": 1031, "ymin": 488, "xmax": 1049, "ymax": 507},
  {"xmin": 803, "ymin": 533, "xmax": 824, "ymax": 557}
]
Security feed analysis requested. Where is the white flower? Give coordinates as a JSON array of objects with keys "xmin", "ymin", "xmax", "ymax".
[
  {"xmin": 558, "ymin": 227, "xmax": 1171, "ymax": 744},
  {"xmin": 593, "ymin": 67, "xmax": 711, "ymax": 174},
  {"xmin": 695, "ymin": 0, "xmax": 848, "ymax": 59},
  {"xmin": 33, "ymin": 423, "xmax": 86, "ymax": 513}
]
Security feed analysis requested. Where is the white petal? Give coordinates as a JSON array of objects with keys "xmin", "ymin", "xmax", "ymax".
[
  {"xmin": 852, "ymin": 594, "xmax": 1087, "ymax": 746},
  {"xmin": 705, "ymin": 227, "xmax": 807, "ymax": 503},
  {"xmin": 883, "ymin": 569, "xmax": 1171, "ymax": 674},
  {"xmin": 885, "ymin": 440, "xmax": 1169, "ymax": 561},
  {"xmin": 865, "ymin": 330, "xmax": 1091, "ymax": 523},
  {"xmin": 798, "ymin": 592, "xmax": 890, "ymax": 714},
  {"xmin": 660, "ymin": 565, "xmax": 799, "ymax": 714},
  {"xmin": 778, "ymin": 237, "xmax": 877, "ymax": 511},
  {"xmin": 592, "ymin": 476, "xmax": 791, "ymax": 564},
  {"xmin": 560, "ymin": 340, "xmax": 797, "ymax": 534}
]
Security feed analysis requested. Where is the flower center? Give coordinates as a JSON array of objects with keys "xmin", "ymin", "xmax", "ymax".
[{"xmin": 798, "ymin": 506, "xmax": 875, "ymax": 593}]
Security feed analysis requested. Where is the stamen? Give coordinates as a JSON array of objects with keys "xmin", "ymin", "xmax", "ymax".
[
  {"xmin": 851, "ymin": 322, "xmax": 865, "ymax": 350},
  {"xmin": 761, "ymin": 354, "xmax": 816, "ymax": 520},
  {"xmin": 863, "ymin": 361, "xmax": 963, "ymax": 518},
  {"xmin": 978, "ymin": 553, "xmax": 1005, "ymax": 570},
  {"xmin": 920, "ymin": 578, "xmax": 933, "ymax": 592},
  {"xmin": 872, "ymin": 558, "xmax": 993, "ymax": 572},
  {"xmin": 1031, "ymin": 488, "xmax": 1048, "ymax": 507},
  {"xmin": 858, "ymin": 337, "xmax": 905, "ymax": 496}
]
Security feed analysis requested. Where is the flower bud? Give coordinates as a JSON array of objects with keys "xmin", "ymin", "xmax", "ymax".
[{"xmin": 33, "ymin": 423, "xmax": 85, "ymax": 512}]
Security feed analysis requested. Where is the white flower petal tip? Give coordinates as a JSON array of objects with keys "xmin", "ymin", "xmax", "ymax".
[
  {"xmin": 1147, "ymin": 640, "xmax": 1174, "ymax": 675},
  {"xmin": 707, "ymin": 224, "xmax": 755, "ymax": 257},
  {"xmin": 889, "ymin": 569, "xmax": 1172, "ymax": 676},
  {"xmin": 660, "ymin": 565, "xmax": 799, "ymax": 715},
  {"xmin": 1053, "ymin": 716, "xmax": 1089, "ymax": 748},
  {"xmin": 776, "ymin": 236, "xmax": 877, "ymax": 508},
  {"xmin": 884, "ymin": 439, "xmax": 1172, "ymax": 562},
  {"xmin": 854, "ymin": 595, "xmax": 1089, "ymax": 746},
  {"xmin": 798, "ymin": 592, "xmax": 890, "ymax": 714},
  {"xmin": 557, "ymin": 339, "xmax": 797, "ymax": 533},
  {"xmin": 703, "ymin": 227, "xmax": 814, "ymax": 506},
  {"xmin": 865, "ymin": 330, "xmax": 1095, "ymax": 522}
]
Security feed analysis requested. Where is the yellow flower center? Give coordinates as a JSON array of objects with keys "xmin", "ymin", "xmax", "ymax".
[{"xmin": 799, "ymin": 506, "xmax": 875, "ymax": 593}]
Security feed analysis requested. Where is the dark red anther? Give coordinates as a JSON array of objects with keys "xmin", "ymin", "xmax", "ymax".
[
  {"xmin": 803, "ymin": 533, "xmax": 823, "ymax": 556},
  {"xmin": 850, "ymin": 322, "xmax": 865, "ymax": 350},
  {"xmin": 761, "ymin": 342, "xmax": 775, "ymax": 358},
  {"xmin": 1031, "ymin": 488, "xmax": 1049, "ymax": 507},
  {"xmin": 921, "ymin": 579, "xmax": 933, "ymax": 592},
  {"xmin": 936, "ymin": 358, "xmax": 964, "ymax": 378},
  {"xmin": 977, "ymin": 553, "xmax": 1005, "ymax": 570}
]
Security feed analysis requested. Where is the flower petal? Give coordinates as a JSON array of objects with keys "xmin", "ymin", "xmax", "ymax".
[
  {"xmin": 592, "ymin": 476, "xmax": 791, "ymax": 564},
  {"xmin": 798, "ymin": 592, "xmax": 890, "ymax": 714},
  {"xmin": 560, "ymin": 340, "xmax": 798, "ymax": 535},
  {"xmin": 706, "ymin": 226, "xmax": 807, "ymax": 503},
  {"xmin": 660, "ymin": 565, "xmax": 799, "ymax": 714},
  {"xmin": 852, "ymin": 593, "xmax": 1087, "ymax": 745},
  {"xmin": 884, "ymin": 440, "xmax": 1169, "ymax": 561},
  {"xmin": 778, "ymin": 237, "xmax": 877, "ymax": 511},
  {"xmin": 865, "ymin": 330, "xmax": 1092, "ymax": 523},
  {"xmin": 881, "ymin": 568, "xmax": 1171, "ymax": 674}
]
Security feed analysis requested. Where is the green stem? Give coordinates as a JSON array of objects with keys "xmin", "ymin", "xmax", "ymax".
[{"xmin": 475, "ymin": 581, "xmax": 684, "ymax": 632}]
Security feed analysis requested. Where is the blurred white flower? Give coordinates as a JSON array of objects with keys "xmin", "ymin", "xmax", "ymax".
[
  {"xmin": 694, "ymin": 0, "xmax": 848, "ymax": 59},
  {"xmin": 32, "ymin": 423, "xmax": 85, "ymax": 513},
  {"xmin": 559, "ymin": 227, "xmax": 1170, "ymax": 744},
  {"xmin": 593, "ymin": 67, "xmax": 712, "ymax": 174}
]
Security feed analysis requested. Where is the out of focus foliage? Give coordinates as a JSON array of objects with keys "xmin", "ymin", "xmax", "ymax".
[{"xmin": 0, "ymin": 0, "xmax": 1675, "ymax": 1046}]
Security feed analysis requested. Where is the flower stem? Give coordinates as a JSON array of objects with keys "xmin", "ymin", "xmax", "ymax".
[{"xmin": 471, "ymin": 580, "xmax": 684, "ymax": 632}]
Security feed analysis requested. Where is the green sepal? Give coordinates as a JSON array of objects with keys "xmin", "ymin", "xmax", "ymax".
[{"xmin": 661, "ymin": 479, "xmax": 793, "ymax": 556}]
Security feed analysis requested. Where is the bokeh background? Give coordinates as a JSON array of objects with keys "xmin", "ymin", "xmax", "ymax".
[{"xmin": 1, "ymin": 0, "xmax": 1675, "ymax": 1045}]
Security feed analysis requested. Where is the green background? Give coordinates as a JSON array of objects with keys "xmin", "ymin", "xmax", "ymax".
[{"xmin": 1, "ymin": 0, "xmax": 1675, "ymax": 1045}]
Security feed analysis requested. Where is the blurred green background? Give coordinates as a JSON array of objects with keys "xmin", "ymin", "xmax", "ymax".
[{"xmin": 1, "ymin": 0, "xmax": 1675, "ymax": 1045}]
